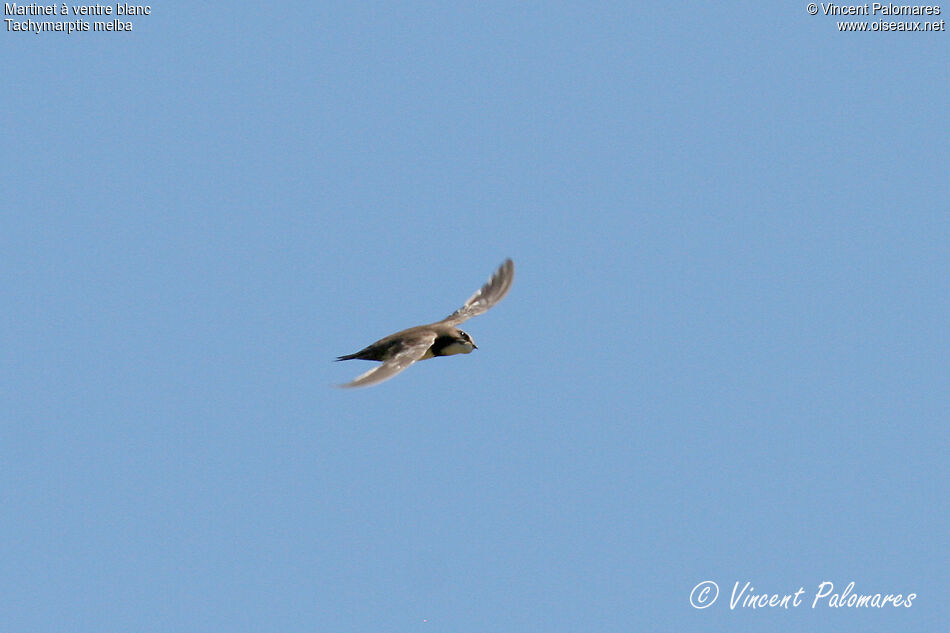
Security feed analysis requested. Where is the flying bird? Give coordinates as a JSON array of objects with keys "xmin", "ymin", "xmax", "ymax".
[{"xmin": 336, "ymin": 258, "xmax": 514, "ymax": 388}]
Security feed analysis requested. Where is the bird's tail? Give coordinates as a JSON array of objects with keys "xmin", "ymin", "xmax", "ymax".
[{"xmin": 335, "ymin": 353, "xmax": 359, "ymax": 361}]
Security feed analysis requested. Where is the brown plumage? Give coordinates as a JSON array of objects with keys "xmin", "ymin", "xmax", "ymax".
[{"xmin": 336, "ymin": 259, "xmax": 514, "ymax": 388}]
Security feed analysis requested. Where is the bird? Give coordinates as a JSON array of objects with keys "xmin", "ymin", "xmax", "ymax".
[{"xmin": 336, "ymin": 258, "xmax": 514, "ymax": 388}]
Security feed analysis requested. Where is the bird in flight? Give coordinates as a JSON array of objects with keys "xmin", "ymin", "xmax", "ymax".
[{"xmin": 336, "ymin": 258, "xmax": 514, "ymax": 388}]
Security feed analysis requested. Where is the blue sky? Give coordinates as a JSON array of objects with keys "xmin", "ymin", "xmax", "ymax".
[{"xmin": 2, "ymin": 3, "xmax": 948, "ymax": 632}]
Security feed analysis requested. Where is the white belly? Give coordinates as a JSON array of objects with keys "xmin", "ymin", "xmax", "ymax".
[{"xmin": 438, "ymin": 341, "xmax": 474, "ymax": 356}]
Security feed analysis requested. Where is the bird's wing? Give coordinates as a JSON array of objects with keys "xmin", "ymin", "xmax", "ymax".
[
  {"xmin": 338, "ymin": 332, "xmax": 437, "ymax": 388},
  {"xmin": 439, "ymin": 258, "xmax": 514, "ymax": 326}
]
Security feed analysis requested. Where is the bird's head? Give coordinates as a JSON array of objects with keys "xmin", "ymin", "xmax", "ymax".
[
  {"xmin": 458, "ymin": 329, "xmax": 477, "ymax": 351},
  {"xmin": 439, "ymin": 329, "xmax": 477, "ymax": 356}
]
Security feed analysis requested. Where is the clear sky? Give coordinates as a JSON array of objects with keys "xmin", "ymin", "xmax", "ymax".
[{"xmin": 2, "ymin": 3, "xmax": 948, "ymax": 632}]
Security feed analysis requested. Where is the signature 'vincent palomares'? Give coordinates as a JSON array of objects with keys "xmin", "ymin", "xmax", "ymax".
[{"xmin": 336, "ymin": 259, "xmax": 514, "ymax": 388}]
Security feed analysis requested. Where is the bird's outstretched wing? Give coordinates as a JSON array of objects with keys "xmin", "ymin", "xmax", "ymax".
[
  {"xmin": 338, "ymin": 332, "xmax": 437, "ymax": 388},
  {"xmin": 439, "ymin": 258, "xmax": 514, "ymax": 326}
]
